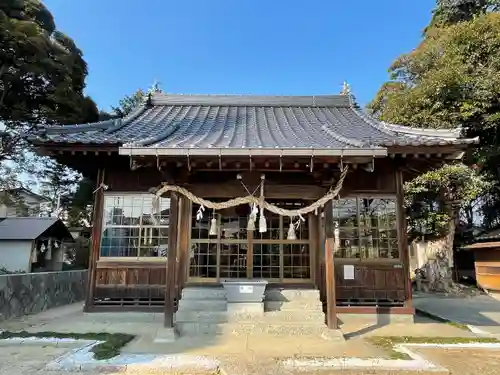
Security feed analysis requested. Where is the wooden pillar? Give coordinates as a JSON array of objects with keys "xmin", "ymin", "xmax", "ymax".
[
  {"xmin": 309, "ymin": 213, "xmax": 319, "ymax": 288},
  {"xmin": 177, "ymin": 198, "xmax": 191, "ymax": 298},
  {"xmin": 165, "ymin": 192, "xmax": 179, "ymax": 328},
  {"xmin": 324, "ymin": 200, "xmax": 338, "ymax": 329},
  {"xmin": 396, "ymin": 169, "xmax": 412, "ymax": 308},
  {"xmin": 84, "ymin": 168, "xmax": 105, "ymax": 312},
  {"xmin": 247, "ymin": 230, "xmax": 254, "ymax": 279}
]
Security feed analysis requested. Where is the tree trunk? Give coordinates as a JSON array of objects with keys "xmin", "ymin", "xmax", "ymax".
[{"xmin": 416, "ymin": 201, "xmax": 458, "ymax": 293}]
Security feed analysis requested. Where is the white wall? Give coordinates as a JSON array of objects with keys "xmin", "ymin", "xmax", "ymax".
[
  {"xmin": 0, "ymin": 241, "xmax": 32, "ymax": 273},
  {"xmin": 0, "ymin": 191, "xmax": 48, "ymax": 217}
]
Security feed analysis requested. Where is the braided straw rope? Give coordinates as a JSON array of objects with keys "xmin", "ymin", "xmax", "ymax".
[{"xmin": 153, "ymin": 166, "xmax": 348, "ymax": 217}]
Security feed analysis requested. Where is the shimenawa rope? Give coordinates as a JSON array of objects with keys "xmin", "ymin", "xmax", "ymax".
[{"xmin": 152, "ymin": 166, "xmax": 348, "ymax": 218}]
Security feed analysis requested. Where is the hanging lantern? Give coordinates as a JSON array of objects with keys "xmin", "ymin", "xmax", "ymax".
[
  {"xmin": 287, "ymin": 219, "xmax": 296, "ymax": 240},
  {"xmin": 209, "ymin": 211, "xmax": 217, "ymax": 236}
]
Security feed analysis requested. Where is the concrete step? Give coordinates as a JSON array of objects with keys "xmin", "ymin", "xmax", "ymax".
[
  {"xmin": 265, "ymin": 288, "xmax": 320, "ymax": 301},
  {"xmin": 177, "ymin": 299, "xmax": 228, "ymax": 312},
  {"xmin": 262, "ymin": 310, "xmax": 325, "ymax": 323},
  {"xmin": 175, "ymin": 310, "xmax": 325, "ymax": 324},
  {"xmin": 175, "ymin": 311, "xmax": 229, "ymax": 324},
  {"xmin": 176, "ymin": 321, "xmax": 339, "ymax": 338},
  {"xmin": 181, "ymin": 287, "xmax": 226, "ymax": 300},
  {"xmin": 265, "ymin": 300, "xmax": 323, "ymax": 311}
]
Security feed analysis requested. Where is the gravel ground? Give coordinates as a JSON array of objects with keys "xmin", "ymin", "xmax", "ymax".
[
  {"xmin": 1, "ymin": 343, "xmax": 500, "ymax": 375},
  {"xmin": 296, "ymin": 348, "xmax": 500, "ymax": 375}
]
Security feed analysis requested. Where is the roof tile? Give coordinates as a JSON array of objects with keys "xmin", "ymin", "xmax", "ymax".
[{"xmin": 30, "ymin": 93, "xmax": 478, "ymax": 152}]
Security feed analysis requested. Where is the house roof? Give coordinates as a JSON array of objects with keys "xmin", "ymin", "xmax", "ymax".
[
  {"xmin": 462, "ymin": 228, "xmax": 500, "ymax": 250},
  {"xmin": 3, "ymin": 188, "xmax": 50, "ymax": 202},
  {"xmin": 0, "ymin": 217, "xmax": 72, "ymax": 241},
  {"xmin": 29, "ymin": 93, "xmax": 478, "ymax": 157}
]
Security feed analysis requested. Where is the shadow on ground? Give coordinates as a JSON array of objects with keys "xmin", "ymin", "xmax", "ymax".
[{"xmin": 413, "ymin": 292, "xmax": 500, "ymax": 329}]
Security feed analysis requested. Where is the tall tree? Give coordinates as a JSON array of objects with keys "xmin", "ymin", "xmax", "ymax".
[
  {"xmin": 368, "ymin": 11, "xmax": 500, "ymax": 232},
  {"xmin": 0, "ymin": 0, "xmax": 99, "ymax": 195},
  {"xmin": 428, "ymin": 0, "xmax": 500, "ymax": 29},
  {"xmin": 38, "ymin": 159, "xmax": 80, "ymax": 217}
]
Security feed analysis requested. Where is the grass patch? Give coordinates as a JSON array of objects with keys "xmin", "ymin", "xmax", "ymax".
[
  {"xmin": 416, "ymin": 309, "xmax": 470, "ymax": 331},
  {"xmin": 367, "ymin": 336, "xmax": 500, "ymax": 360},
  {"xmin": 0, "ymin": 331, "xmax": 135, "ymax": 360}
]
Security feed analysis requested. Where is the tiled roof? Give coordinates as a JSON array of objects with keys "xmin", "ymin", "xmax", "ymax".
[{"xmin": 30, "ymin": 93, "xmax": 478, "ymax": 156}]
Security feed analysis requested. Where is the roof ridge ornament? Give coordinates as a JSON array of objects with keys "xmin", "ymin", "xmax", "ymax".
[
  {"xmin": 341, "ymin": 81, "xmax": 351, "ymax": 96},
  {"xmin": 149, "ymin": 79, "xmax": 162, "ymax": 94},
  {"xmin": 146, "ymin": 79, "xmax": 163, "ymax": 107}
]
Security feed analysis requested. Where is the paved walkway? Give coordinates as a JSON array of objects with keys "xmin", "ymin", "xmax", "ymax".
[{"xmin": 413, "ymin": 292, "xmax": 500, "ymax": 336}]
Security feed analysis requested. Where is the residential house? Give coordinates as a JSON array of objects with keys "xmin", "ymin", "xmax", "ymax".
[{"xmin": 0, "ymin": 188, "xmax": 50, "ymax": 218}]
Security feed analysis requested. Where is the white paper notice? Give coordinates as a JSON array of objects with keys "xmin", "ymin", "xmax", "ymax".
[
  {"xmin": 343, "ymin": 265, "xmax": 355, "ymax": 280},
  {"xmin": 239, "ymin": 285, "xmax": 254, "ymax": 294}
]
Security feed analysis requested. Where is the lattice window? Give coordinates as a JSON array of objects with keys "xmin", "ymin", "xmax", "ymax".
[
  {"xmin": 333, "ymin": 197, "xmax": 399, "ymax": 260},
  {"xmin": 283, "ymin": 244, "xmax": 311, "ymax": 279},
  {"xmin": 252, "ymin": 243, "xmax": 280, "ymax": 279},
  {"xmin": 100, "ymin": 194, "xmax": 170, "ymax": 258},
  {"xmin": 188, "ymin": 199, "xmax": 312, "ymax": 281}
]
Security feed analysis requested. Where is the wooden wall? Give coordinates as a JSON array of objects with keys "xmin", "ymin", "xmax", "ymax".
[
  {"xmin": 474, "ymin": 248, "xmax": 500, "ymax": 292},
  {"xmin": 318, "ymin": 263, "xmax": 406, "ymax": 305},
  {"xmin": 92, "ymin": 261, "xmax": 166, "ymax": 309}
]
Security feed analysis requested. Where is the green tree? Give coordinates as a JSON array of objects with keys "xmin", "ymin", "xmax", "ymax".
[
  {"xmin": 111, "ymin": 89, "xmax": 145, "ymax": 117},
  {"xmin": 368, "ymin": 11, "xmax": 500, "ymax": 232},
  {"xmin": 405, "ymin": 164, "xmax": 491, "ymax": 240},
  {"xmin": 38, "ymin": 159, "xmax": 80, "ymax": 216},
  {"xmin": 428, "ymin": 0, "xmax": 500, "ymax": 29},
  {"xmin": 0, "ymin": 0, "xmax": 99, "ymax": 194}
]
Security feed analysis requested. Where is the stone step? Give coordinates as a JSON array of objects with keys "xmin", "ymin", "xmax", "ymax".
[
  {"xmin": 264, "ymin": 300, "xmax": 323, "ymax": 312},
  {"xmin": 175, "ymin": 310, "xmax": 325, "ymax": 324},
  {"xmin": 177, "ymin": 299, "xmax": 228, "ymax": 312},
  {"xmin": 181, "ymin": 287, "xmax": 226, "ymax": 300},
  {"xmin": 176, "ymin": 321, "xmax": 338, "ymax": 338},
  {"xmin": 265, "ymin": 288, "xmax": 320, "ymax": 301}
]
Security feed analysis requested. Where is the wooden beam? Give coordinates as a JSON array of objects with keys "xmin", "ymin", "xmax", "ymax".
[
  {"xmin": 84, "ymin": 168, "xmax": 105, "ymax": 312},
  {"xmin": 324, "ymin": 200, "xmax": 338, "ymax": 329},
  {"xmin": 396, "ymin": 169, "xmax": 412, "ymax": 310},
  {"xmin": 165, "ymin": 192, "xmax": 179, "ymax": 328}
]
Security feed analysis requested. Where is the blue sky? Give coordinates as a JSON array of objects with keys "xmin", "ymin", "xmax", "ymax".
[{"xmin": 44, "ymin": 0, "xmax": 435, "ymax": 111}]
